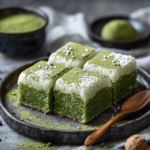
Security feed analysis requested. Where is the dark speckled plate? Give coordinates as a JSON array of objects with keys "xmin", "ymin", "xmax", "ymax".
[{"xmin": 0, "ymin": 56, "xmax": 150, "ymax": 145}]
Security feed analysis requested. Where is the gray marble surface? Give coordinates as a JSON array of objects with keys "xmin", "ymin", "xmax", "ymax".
[{"xmin": 0, "ymin": 0, "xmax": 150, "ymax": 149}]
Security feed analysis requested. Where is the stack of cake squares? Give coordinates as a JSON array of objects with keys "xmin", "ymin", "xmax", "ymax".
[{"xmin": 18, "ymin": 42, "xmax": 137, "ymax": 124}]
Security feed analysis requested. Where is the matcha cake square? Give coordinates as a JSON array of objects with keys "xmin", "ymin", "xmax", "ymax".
[
  {"xmin": 83, "ymin": 50, "xmax": 137, "ymax": 103},
  {"xmin": 18, "ymin": 61, "xmax": 69, "ymax": 113},
  {"xmin": 48, "ymin": 42, "xmax": 97, "ymax": 68},
  {"xmin": 53, "ymin": 68, "xmax": 112, "ymax": 124}
]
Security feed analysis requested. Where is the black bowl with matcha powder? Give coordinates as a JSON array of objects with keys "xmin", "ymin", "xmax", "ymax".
[
  {"xmin": 89, "ymin": 16, "xmax": 150, "ymax": 50},
  {"xmin": 0, "ymin": 7, "xmax": 48, "ymax": 57}
]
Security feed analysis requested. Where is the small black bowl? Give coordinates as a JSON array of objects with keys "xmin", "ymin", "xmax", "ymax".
[
  {"xmin": 0, "ymin": 7, "xmax": 48, "ymax": 57},
  {"xmin": 89, "ymin": 15, "xmax": 150, "ymax": 50}
]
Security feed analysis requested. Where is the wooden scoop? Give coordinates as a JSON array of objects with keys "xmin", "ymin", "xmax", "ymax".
[{"xmin": 84, "ymin": 90, "xmax": 150, "ymax": 147}]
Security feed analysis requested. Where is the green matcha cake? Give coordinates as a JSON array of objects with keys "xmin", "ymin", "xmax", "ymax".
[
  {"xmin": 48, "ymin": 42, "xmax": 97, "ymax": 68},
  {"xmin": 17, "ymin": 61, "xmax": 69, "ymax": 113},
  {"xmin": 53, "ymin": 68, "xmax": 112, "ymax": 124},
  {"xmin": 83, "ymin": 50, "xmax": 137, "ymax": 103}
]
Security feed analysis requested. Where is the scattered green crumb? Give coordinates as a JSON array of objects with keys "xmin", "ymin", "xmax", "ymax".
[
  {"xmin": 6, "ymin": 89, "xmax": 18, "ymax": 102},
  {"xmin": 3, "ymin": 137, "xmax": 7, "ymax": 140},
  {"xmin": 78, "ymin": 120, "xmax": 130, "ymax": 131},
  {"xmin": 100, "ymin": 143, "xmax": 105, "ymax": 146},
  {"xmin": 118, "ymin": 140, "xmax": 125, "ymax": 143},
  {"xmin": 113, "ymin": 120, "xmax": 130, "ymax": 126},
  {"xmin": 46, "ymin": 142, "xmax": 53, "ymax": 147},
  {"xmin": 20, "ymin": 111, "xmax": 71, "ymax": 130},
  {"xmin": 80, "ymin": 124, "xmax": 104, "ymax": 131},
  {"xmin": 16, "ymin": 107, "xmax": 24, "ymax": 113},
  {"xmin": 12, "ymin": 111, "xmax": 16, "ymax": 114},
  {"xmin": 13, "ymin": 102, "xmax": 19, "ymax": 107},
  {"xmin": 17, "ymin": 139, "xmax": 56, "ymax": 150}
]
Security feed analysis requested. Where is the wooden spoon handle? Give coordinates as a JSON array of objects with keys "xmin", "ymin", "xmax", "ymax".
[{"xmin": 84, "ymin": 112, "xmax": 125, "ymax": 147}]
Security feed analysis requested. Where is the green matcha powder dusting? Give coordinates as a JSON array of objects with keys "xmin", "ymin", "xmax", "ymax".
[
  {"xmin": 17, "ymin": 139, "xmax": 56, "ymax": 150},
  {"xmin": 20, "ymin": 111, "xmax": 71, "ymax": 130},
  {"xmin": 0, "ymin": 13, "xmax": 45, "ymax": 33},
  {"xmin": 6, "ymin": 89, "xmax": 18, "ymax": 102},
  {"xmin": 6, "ymin": 88, "xmax": 130, "ymax": 131}
]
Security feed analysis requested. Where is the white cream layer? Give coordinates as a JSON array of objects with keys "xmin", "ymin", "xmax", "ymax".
[
  {"xmin": 54, "ymin": 77, "xmax": 111, "ymax": 101},
  {"xmin": 83, "ymin": 56, "xmax": 136, "ymax": 82},
  {"xmin": 48, "ymin": 50, "xmax": 97, "ymax": 68},
  {"xmin": 18, "ymin": 72, "xmax": 54, "ymax": 93}
]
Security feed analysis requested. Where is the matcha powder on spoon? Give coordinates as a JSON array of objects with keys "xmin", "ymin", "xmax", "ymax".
[{"xmin": 0, "ymin": 13, "xmax": 45, "ymax": 33}]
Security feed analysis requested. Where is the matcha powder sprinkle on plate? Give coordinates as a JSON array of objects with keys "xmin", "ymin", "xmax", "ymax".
[
  {"xmin": 6, "ymin": 89, "xmax": 18, "ymax": 102},
  {"xmin": 20, "ymin": 111, "xmax": 71, "ymax": 130},
  {"xmin": 17, "ymin": 139, "xmax": 56, "ymax": 150}
]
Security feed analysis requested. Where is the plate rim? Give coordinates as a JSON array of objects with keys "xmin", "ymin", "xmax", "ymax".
[
  {"xmin": 0, "ymin": 57, "xmax": 150, "ymax": 132},
  {"xmin": 0, "ymin": 57, "xmax": 150, "ymax": 144}
]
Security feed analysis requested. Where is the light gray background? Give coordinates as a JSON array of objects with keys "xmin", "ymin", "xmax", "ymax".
[{"xmin": 0, "ymin": 0, "xmax": 150, "ymax": 149}]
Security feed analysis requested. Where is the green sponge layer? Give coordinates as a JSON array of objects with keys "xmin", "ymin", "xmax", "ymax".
[
  {"xmin": 17, "ymin": 61, "xmax": 70, "ymax": 113},
  {"xmin": 18, "ymin": 83, "xmax": 52, "ymax": 113},
  {"xmin": 112, "ymin": 71, "xmax": 137, "ymax": 103},
  {"xmin": 53, "ymin": 87, "xmax": 112, "ymax": 123}
]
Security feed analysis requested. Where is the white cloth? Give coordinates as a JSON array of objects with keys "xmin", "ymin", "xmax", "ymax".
[
  {"xmin": 40, "ymin": 6, "xmax": 150, "ymax": 74},
  {"xmin": 39, "ymin": 6, "xmax": 150, "ymax": 150}
]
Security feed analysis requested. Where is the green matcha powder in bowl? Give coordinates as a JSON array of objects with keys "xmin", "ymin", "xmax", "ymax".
[
  {"xmin": 0, "ymin": 13, "xmax": 46, "ymax": 33},
  {"xmin": 0, "ymin": 7, "xmax": 48, "ymax": 57},
  {"xmin": 101, "ymin": 19, "xmax": 140, "ymax": 41}
]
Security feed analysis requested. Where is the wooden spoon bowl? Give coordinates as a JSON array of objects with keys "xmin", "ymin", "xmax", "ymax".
[{"xmin": 84, "ymin": 90, "xmax": 150, "ymax": 147}]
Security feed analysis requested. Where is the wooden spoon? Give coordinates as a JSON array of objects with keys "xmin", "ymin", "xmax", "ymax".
[{"xmin": 84, "ymin": 90, "xmax": 150, "ymax": 147}]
